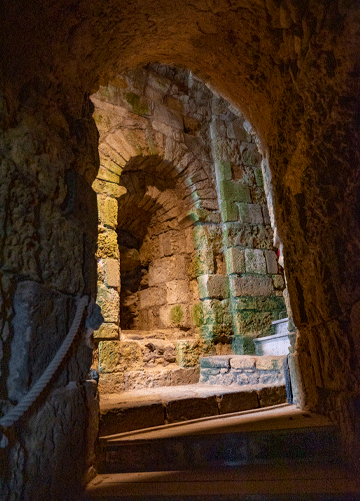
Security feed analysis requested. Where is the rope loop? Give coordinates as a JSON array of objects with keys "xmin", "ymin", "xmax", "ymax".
[{"xmin": 0, "ymin": 295, "xmax": 90, "ymax": 429}]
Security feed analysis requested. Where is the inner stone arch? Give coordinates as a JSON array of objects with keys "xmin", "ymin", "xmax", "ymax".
[{"xmin": 91, "ymin": 64, "xmax": 289, "ymax": 395}]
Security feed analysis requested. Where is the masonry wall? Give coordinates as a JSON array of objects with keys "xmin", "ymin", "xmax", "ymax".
[{"xmin": 90, "ymin": 65, "xmax": 286, "ymax": 393}]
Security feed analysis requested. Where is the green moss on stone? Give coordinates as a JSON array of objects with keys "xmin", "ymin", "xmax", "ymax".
[
  {"xmin": 170, "ymin": 305, "xmax": 184, "ymax": 325},
  {"xmin": 124, "ymin": 92, "xmax": 150, "ymax": 116}
]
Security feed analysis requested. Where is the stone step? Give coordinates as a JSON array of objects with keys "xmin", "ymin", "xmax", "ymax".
[
  {"xmin": 99, "ymin": 383, "xmax": 286, "ymax": 437},
  {"xmin": 84, "ymin": 463, "xmax": 359, "ymax": 500},
  {"xmin": 98, "ymin": 404, "xmax": 341, "ymax": 475}
]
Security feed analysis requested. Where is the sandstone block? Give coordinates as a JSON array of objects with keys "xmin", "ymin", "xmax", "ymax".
[
  {"xmin": 92, "ymin": 179, "xmax": 127, "ymax": 198},
  {"xmin": 97, "ymin": 166, "xmax": 120, "ymax": 184},
  {"xmin": 230, "ymin": 275, "xmax": 273, "ymax": 297},
  {"xmin": 97, "ymin": 372, "xmax": 125, "ymax": 394},
  {"xmin": 218, "ymin": 391, "xmax": 259, "ymax": 414},
  {"xmin": 93, "ymin": 323, "xmax": 119, "ymax": 340},
  {"xmin": 170, "ymin": 367, "xmax": 200, "ymax": 385},
  {"xmin": 97, "ymin": 195, "xmax": 118, "ymax": 228},
  {"xmin": 264, "ymin": 250, "xmax": 278, "ymax": 274},
  {"xmin": 220, "ymin": 180, "xmax": 251, "ymax": 203},
  {"xmin": 96, "ymin": 286, "xmax": 120, "ymax": 323},
  {"xmin": 256, "ymin": 356, "xmax": 284, "ymax": 371},
  {"xmin": 105, "ymin": 258, "xmax": 120, "ymax": 288},
  {"xmin": 200, "ymin": 355, "xmax": 231, "ymax": 369},
  {"xmin": 198, "ymin": 274, "xmax": 229, "ymax": 299},
  {"xmin": 257, "ymin": 385, "xmax": 287, "ymax": 407},
  {"xmin": 148, "ymin": 256, "xmax": 187, "ymax": 286},
  {"xmin": 230, "ymin": 355, "xmax": 256, "ymax": 370},
  {"xmin": 193, "ymin": 248, "xmax": 215, "ymax": 276},
  {"xmin": 100, "ymin": 402, "xmax": 165, "ymax": 436},
  {"xmin": 221, "ymin": 201, "xmax": 238, "ymax": 222},
  {"xmin": 139, "ymin": 287, "xmax": 166, "ymax": 309},
  {"xmin": 159, "ymin": 304, "xmax": 189, "ymax": 328},
  {"xmin": 99, "ymin": 340, "xmax": 142, "ymax": 373},
  {"xmin": 166, "ymin": 279, "xmax": 190, "ymax": 304},
  {"xmin": 225, "ymin": 246, "xmax": 246, "ymax": 274},
  {"xmin": 273, "ymin": 274, "xmax": 285, "ymax": 290},
  {"xmin": 97, "ymin": 230, "xmax": 120, "ymax": 259},
  {"xmin": 237, "ymin": 203, "xmax": 263, "ymax": 224},
  {"xmin": 165, "ymin": 396, "xmax": 218, "ymax": 423},
  {"xmin": 245, "ymin": 249, "xmax": 267, "ymax": 274},
  {"xmin": 120, "ymin": 248, "xmax": 141, "ymax": 271}
]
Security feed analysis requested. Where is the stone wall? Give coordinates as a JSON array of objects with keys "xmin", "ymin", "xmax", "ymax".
[
  {"xmin": 199, "ymin": 355, "xmax": 285, "ymax": 388},
  {"xmin": 91, "ymin": 65, "xmax": 286, "ymax": 392}
]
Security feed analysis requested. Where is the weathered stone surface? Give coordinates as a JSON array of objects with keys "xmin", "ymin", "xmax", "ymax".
[
  {"xmin": 166, "ymin": 280, "xmax": 190, "ymax": 304},
  {"xmin": 198, "ymin": 274, "xmax": 229, "ymax": 299},
  {"xmin": 245, "ymin": 249, "xmax": 267, "ymax": 274},
  {"xmin": 230, "ymin": 356, "xmax": 256, "ymax": 370},
  {"xmin": 100, "ymin": 402, "xmax": 165, "ymax": 436},
  {"xmin": 225, "ymin": 246, "xmax": 246, "ymax": 274},
  {"xmin": 93, "ymin": 323, "xmax": 119, "ymax": 340},
  {"xmin": 97, "ymin": 230, "xmax": 120, "ymax": 259},
  {"xmin": 104, "ymin": 258, "xmax": 120, "ymax": 288},
  {"xmin": 264, "ymin": 250, "xmax": 278, "ymax": 275},
  {"xmin": 218, "ymin": 391, "xmax": 259, "ymax": 414},
  {"xmin": 139, "ymin": 287, "xmax": 166, "ymax": 309},
  {"xmin": 165, "ymin": 396, "xmax": 218, "ymax": 423},
  {"xmin": 99, "ymin": 340, "xmax": 142, "ymax": 373},
  {"xmin": 96, "ymin": 285, "xmax": 120, "ymax": 323},
  {"xmin": 148, "ymin": 256, "xmax": 187, "ymax": 285},
  {"xmin": 97, "ymin": 195, "xmax": 118, "ymax": 229},
  {"xmin": 257, "ymin": 385, "xmax": 287, "ymax": 407},
  {"xmin": 200, "ymin": 355, "xmax": 231, "ymax": 369},
  {"xmin": 230, "ymin": 275, "xmax": 273, "ymax": 297}
]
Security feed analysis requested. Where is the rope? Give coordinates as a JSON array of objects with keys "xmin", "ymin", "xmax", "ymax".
[{"xmin": 0, "ymin": 295, "xmax": 89, "ymax": 429}]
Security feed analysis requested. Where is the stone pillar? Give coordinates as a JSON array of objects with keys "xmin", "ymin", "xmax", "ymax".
[
  {"xmin": 0, "ymin": 87, "xmax": 100, "ymax": 500},
  {"xmin": 210, "ymin": 97, "xmax": 286, "ymax": 354}
]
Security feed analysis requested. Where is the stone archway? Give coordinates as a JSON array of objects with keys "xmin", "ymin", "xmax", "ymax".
[{"xmin": 1, "ymin": 2, "xmax": 360, "ymax": 499}]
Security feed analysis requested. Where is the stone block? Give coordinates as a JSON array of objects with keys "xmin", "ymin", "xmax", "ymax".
[
  {"xmin": 98, "ymin": 340, "xmax": 142, "ymax": 373},
  {"xmin": 97, "ymin": 166, "xmax": 120, "ymax": 184},
  {"xmin": 97, "ymin": 230, "xmax": 120, "ymax": 259},
  {"xmin": 165, "ymin": 396, "xmax": 218, "ymax": 423},
  {"xmin": 273, "ymin": 274, "xmax": 285, "ymax": 290},
  {"xmin": 237, "ymin": 203, "xmax": 263, "ymax": 224},
  {"xmin": 257, "ymin": 385, "xmax": 287, "ymax": 407},
  {"xmin": 166, "ymin": 280, "xmax": 190, "ymax": 304},
  {"xmin": 256, "ymin": 356, "xmax": 284, "ymax": 371},
  {"xmin": 124, "ymin": 369, "xmax": 172, "ymax": 390},
  {"xmin": 198, "ymin": 274, "xmax": 229, "ymax": 299},
  {"xmin": 176, "ymin": 338, "xmax": 214, "ymax": 367},
  {"xmin": 200, "ymin": 355, "xmax": 231, "ymax": 369},
  {"xmin": 230, "ymin": 275, "xmax": 273, "ymax": 297},
  {"xmin": 93, "ymin": 323, "xmax": 119, "ymax": 340},
  {"xmin": 225, "ymin": 246, "xmax": 246, "ymax": 274},
  {"xmin": 193, "ymin": 248, "xmax": 215, "ymax": 276},
  {"xmin": 233, "ymin": 310, "xmax": 273, "ymax": 337},
  {"xmin": 148, "ymin": 256, "xmax": 187, "ymax": 286},
  {"xmin": 100, "ymin": 402, "xmax": 165, "ymax": 436},
  {"xmin": 217, "ymin": 160, "xmax": 232, "ymax": 181},
  {"xmin": 230, "ymin": 355, "xmax": 256, "ymax": 370},
  {"xmin": 221, "ymin": 201, "xmax": 238, "ymax": 222},
  {"xmin": 92, "ymin": 179, "xmax": 127, "ymax": 198},
  {"xmin": 264, "ymin": 250, "xmax": 278, "ymax": 274},
  {"xmin": 245, "ymin": 249, "xmax": 267, "ymax": 274},
  {"xmin": 218, "ymin": 391, "xmax": 259, "ymax": 414},
  {"xmin": 96, "ymin": 286, "xmax": 120, "ymax": 324},
  {"xmin": 171, "ymin": 367, "xmax": 200, "ymax": 385},
  {"xmin": 97, "ymin": 372, "xmax": 125, "ymax": 394},
  {"xmin": 220, "ymin": 180, "xmax": 251, "ymax": 203},
  {"xmin": 139, "ymin": 287, "xmax": 166, "ymax": 309},
  {"xmin": 105, "ymin": 258, "xmax": 120, "ymax": 288},
  {"xmin": 97, "ymin": 195, "xmax": 118, "ymax": 229},
  {"xmin": 159, "ymin": 304, "xmax": 189, "ymax": 328}
]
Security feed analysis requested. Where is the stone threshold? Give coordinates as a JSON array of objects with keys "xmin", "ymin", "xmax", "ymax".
[{"xmin": 99, "ymin": 382, "xmax": 286, "ymax": 437}]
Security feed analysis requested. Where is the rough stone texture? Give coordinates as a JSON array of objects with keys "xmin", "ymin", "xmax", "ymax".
[
  {"xmin": 1, "ymin": 0, "xmax": 360, "ymax": 497},
  {"xmin": 100, "ymin": 402, "xmax": 165, "ymax": 436},
  {"xmin": 199, "ymin": 355, "xmax": 285, "ymax": 388},
  {"xmin": 165, "ymin": 396, "xmax": 219, "ymax": 423}
]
